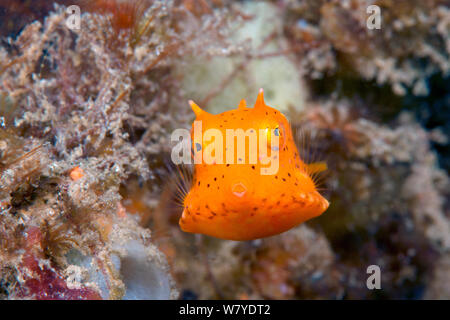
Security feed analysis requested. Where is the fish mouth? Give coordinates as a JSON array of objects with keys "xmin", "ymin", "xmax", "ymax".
[
  {"xmin": 321, "ymin": 196, "xmax": 330, "ymax": 212},
  {"xmin": 296, "ymin": 190, "xmax": 329, "ymax": 216},
  {"xmin": 314, "ymin": 190, "xmax": 329, "ymax": 213},
  {"xmin": 179, "ymin": 207, "xmax": 193, "ymax": 232}
]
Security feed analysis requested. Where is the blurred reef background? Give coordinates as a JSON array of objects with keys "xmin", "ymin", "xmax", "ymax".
[{"xmin": 0, "ymin": 0, "xmax": 449, "ymax": 299}]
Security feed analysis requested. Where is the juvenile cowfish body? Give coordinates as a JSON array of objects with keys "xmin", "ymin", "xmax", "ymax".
[{"xmin": 179, "ymin": 89, "xmax": 329, "ymax": 240}]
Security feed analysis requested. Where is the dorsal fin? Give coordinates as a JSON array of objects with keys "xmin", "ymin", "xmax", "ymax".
[{"xmin": 306, "ymin": 162, "xmax": 328, "ymax": 175}]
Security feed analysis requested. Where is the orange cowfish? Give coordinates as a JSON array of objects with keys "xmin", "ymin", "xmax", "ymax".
[{"xmin": 179, "ymin": 89, "xmax": 329, "ymax": 240}]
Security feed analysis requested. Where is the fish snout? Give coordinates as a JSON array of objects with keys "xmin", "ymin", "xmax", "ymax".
[
  {"xmin": 313, "ymin": 190, "xmax": 329, "ymax": 214},
  {"xmin": 296, "ymin": 190, "xmax": 329, "ymax": 215},
  {"xmin": 319, "ymin": 194, "xmax": 329, "ymax": 211}
]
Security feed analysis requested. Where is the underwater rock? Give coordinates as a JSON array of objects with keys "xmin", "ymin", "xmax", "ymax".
[
  {"xmin": 424, "ymin": 253, "xmax": 450, "ymax": 299},
  {"xmin": 284, "ymin": 0, "xmax": 450, "ymax": 96},
  {"xmin": 0, "ymin": 0, "xmax": 449, "ymax": 301},
  {"xmin": 109, "ymin": 218, "xmax": 178, "ymax": 300},
  {"xmin": 114, "ymin": 240, "xmax": 174, "ymax": 300},
  {"xmin": 178, "ymin": 1, "xmax": 307, "ymax": 114}
]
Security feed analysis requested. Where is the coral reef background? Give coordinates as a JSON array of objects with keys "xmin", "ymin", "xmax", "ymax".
[{"xmin": 0, "ymin": 0, "xmax": 449, "ymax": 299}]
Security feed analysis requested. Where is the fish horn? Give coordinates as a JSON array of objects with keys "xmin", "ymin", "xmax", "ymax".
[
  {"xmin": 189, "ymin": 100, "xmax": 209, "ymax": 117},
  {"xmin": 254, "ymin": 88, "xmax": 265, "ymax": 109},
  {"xmin": 238, "ymin": 99, "xmax": 247, "ymax": 109}
]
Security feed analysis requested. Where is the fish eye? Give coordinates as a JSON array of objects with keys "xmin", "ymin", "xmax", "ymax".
[
  {"xmin": 264, "ymin": 126, "xmax": 284, "ymax": 150},
  {"xmin": 195, "ymin": 142, "xmax": 202, "ymax": 152},
  {"xmin": 274, "ymin": 127, "xmax": 280, "ymax": 136},
  {"xmin": 274, "ymin": 124, "xmax": 287, "ymax": 150}
]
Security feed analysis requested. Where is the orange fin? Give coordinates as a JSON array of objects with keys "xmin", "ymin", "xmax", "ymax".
[{"xmin": 306, "ymin": 162, "xmax": 327, "ymax": 175}]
